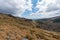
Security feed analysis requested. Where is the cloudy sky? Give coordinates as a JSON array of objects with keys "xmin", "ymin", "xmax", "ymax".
[{"xmin": 0, "ymin": 0, "xmax": 60, "ymax": 19}]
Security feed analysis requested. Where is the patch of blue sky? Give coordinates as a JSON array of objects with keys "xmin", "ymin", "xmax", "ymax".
[
  {"xmin": 22, "ymin": 0, "xmax": 42, "ymax": 18},
  {"xmin": 32, "ymin": 8, "xmax": 39, "ymax": 13},
  {"xmin": 22, "ymin": 0, "xmax": 39, "ymax": 17},
  {"xmin": 22, "ymin": 9, "xmax": 32, "ymax": 17},
  {"xmin": 32, "ymin": 0, "xmax": 38, "ymax": 7},
  {"xmin": 31, "ymin": 0, "xmax": 39, "ymax": 13}
]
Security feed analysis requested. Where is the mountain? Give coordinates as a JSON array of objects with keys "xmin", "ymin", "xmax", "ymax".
[
  {"xmin": 35, "ymin": 16, "xmax": 60, "ymax": 32},
  {"xmin": 0, "ymin": 13, "xmax": 60, "ymax": 40}
]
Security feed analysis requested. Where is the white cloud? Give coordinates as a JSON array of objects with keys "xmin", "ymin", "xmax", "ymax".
[
  {"xmin": 30, "ymin": 0, "xmax": 60, "ymax": 19},
  {"xmin": 0, "ymin": 0, "xmax": 32, "ymax": 17},
  {"xmin": 30, "ymin": 10, "xmax": 60, "ymax": 19},
  {"xmin": 0, "ymin": 0, "xmax": 60, "ymax": 19}
]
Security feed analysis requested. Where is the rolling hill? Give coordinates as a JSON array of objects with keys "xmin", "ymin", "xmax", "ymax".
[
  {"xmin": 35, "ymin": 16, "xmax": 60, "ymax": 32},
  {"xmin": 0, "ymin": 13, "xmax": 60, "ymax": 40}
]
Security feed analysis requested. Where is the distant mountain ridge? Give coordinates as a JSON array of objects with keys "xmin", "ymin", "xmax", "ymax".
[{"xmin": 35, "ymin": 16, "xmax": 60, "ymax": 32}]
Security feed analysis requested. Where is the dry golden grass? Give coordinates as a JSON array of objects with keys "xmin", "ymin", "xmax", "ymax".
[{"xmin": 0, "ymin": 14, "xmax": 60, "ymax": 40}]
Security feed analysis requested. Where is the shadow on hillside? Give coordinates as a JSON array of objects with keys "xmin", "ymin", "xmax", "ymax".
[{"xmin": 36, "ymin": 23, "xmax": 60, "ymax": 32}]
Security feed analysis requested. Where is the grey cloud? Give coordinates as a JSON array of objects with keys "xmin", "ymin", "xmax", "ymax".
[
  {"xmin": 0, "ymin": 0, "xmax": 33, "ymax": 17},
  {"xmin": 0, "ymin": 0, "xmax": 17, "ymax": 15},
  {"xmin": 46, "ymin": 3, "xmax": 60, "ymax": 12}
]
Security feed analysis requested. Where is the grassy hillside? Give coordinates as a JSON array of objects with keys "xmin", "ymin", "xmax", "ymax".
[
  {"xmin": 0, "ymin": 13, "xmax": 60, "ymax": 40},
  {"xmin": 35, "ymin": 17, "xmax": 60, "ymax": 32}
]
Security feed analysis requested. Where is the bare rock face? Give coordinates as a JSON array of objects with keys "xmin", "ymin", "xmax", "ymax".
[{"xmin": 0, "ymin": 13, "xmax": 60, "ymax": 40}]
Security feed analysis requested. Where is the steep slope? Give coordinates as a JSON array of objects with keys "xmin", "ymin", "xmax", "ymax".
[
  {"xmin": 35, "ymin": 16, "xmax": 60, "ymax": 32},
  {"xmin": 0, "ymin": 13, "xmax": 60, "ymax": 40}
]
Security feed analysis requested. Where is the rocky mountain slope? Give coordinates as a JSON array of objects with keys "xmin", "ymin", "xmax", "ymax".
[{"xmin": 0, "ymin": 13, "xmax": 60, "ymax": 40}]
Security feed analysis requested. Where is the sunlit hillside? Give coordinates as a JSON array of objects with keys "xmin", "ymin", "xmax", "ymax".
[{"xmin": 0, "ymin": 13, "xmax": 60, "ymax": 40}]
